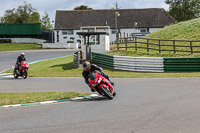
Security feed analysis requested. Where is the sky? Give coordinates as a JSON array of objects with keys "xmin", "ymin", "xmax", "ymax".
[{"xmin": 0, "ymin": 0, "xmax": 169, "ymax": 24}]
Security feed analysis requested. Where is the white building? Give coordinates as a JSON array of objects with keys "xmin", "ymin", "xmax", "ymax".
[{"xmin": 54, "ymin": 8, "xmax": 175, "ymax": 44}]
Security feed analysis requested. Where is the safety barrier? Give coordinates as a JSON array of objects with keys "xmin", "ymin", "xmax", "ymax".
[
  {"xmin": 164, "ymin": 57, "xmax": 200, "ymax": 72},
  {"xmin": 91, "ymin": 52, "xmax": 164, "ymax": 72},
  {"xmin": 92, "ymin": 52, "xmax": 114, "ymax": 69},
  {"xmin": 113, "ymin": 56, "xmax": 164, "ymax": 72},
  {"xmin": 73, "ymin": 52, "xmax": 79, "ymax": 68},
  {"xmin": 91, "ymin": 52, "xmax": 200, "ymax": 73}
]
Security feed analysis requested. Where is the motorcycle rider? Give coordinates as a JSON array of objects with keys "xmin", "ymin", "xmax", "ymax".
[
  {"xmin": 82, "ymin": 61, "xmax": 114, "ymax": 92},
  {"xmin": 16, "ymin": 52, "xmax": 26, "ymax": 73}
]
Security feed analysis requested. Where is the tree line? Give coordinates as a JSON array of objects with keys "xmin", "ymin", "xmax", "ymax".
[
  {"xmin": 0, "ymin": 3, "xmax": 92, "ymax": 30},
  {"xmin": 165, "ymin": 0, "xmax": 200, "ymax": 22},
  {"xmin": 0, "ymin": 1, "xmax": 52, "ymax": 30}
]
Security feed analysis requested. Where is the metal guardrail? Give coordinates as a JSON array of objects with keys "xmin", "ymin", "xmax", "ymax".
[
  {"xmin": 73, "ymin": 52, "xmax": 79, "ymax": 68},
  {"xmin": 92, "ymin": 52, "xmax": 114, "ymax": 69},
  {"xmin": 113, "ymin": 56, "xmax": 164, "ymax": 72},
  {"xmin": 164, "ymin": 57, "xmax": 200, "ymax": 72},
  {"xmin": 91, "ymin": 52, "xmax": 200, "ymax": 73},
  {"xmin": 91, "ymin": 52, "xmax": 164, "ymax": 72}
]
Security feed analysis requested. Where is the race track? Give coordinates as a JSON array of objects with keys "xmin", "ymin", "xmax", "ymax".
[
  {"xmin": 0, "ymin": 49, "xmax": 76, "ymax": 73},
  {"xmin": 0, "ymin": 77, "xmax": 200, "ymax": 133}
]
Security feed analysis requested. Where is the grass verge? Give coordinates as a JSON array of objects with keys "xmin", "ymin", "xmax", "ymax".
[
  {"xmin": 0, "ymin": 43, "xmax": 42, "ymax": 51},
  {"xmin": 0, "ymin": 92, "xmax": 89, "ymax": 106},
  {"xmin": 107, "ymin": 49, "xmax": 200, "ymax": 57},
  {"xmin": 6, "ymin": 55, "xmax": 200, "ymax": 78}
]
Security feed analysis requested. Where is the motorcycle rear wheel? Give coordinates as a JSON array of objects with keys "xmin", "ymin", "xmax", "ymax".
[{"xmin": 100, "ymin": 86, "xmax": 113, "ymax": 100}]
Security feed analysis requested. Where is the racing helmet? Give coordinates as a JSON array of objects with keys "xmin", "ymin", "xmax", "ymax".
[
  {"xmin": 20, "ymin": 52, "xmax": 25, "ymax": 57},
  {"xmin": 82, "ymin": 61, "xmax": 91, "ymax": 71}
]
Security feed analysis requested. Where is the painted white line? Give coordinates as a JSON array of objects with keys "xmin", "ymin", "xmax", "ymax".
[
  {"xmin": 8, "ymin": 104, "xmax": 21, "ymax": 107},
  {"xmin": 0, "ymin": 69, "xmax": 11, "ymax": 74},
  {"xmin": 71, "ymin": 97, "xmax": 84, "ymax": 100},
  {"xmin": 40, "ymin": 101, "xmax": 57, "ymax": 104},
  {"xmin": 2, "ymin": 105, "xmax": 11, "ymax": 108},
  {"xmin": 90, "ymin": 94, "xmax": 99, "ymax": 97}
]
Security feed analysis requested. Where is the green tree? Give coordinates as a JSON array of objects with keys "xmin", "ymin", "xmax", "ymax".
[
  {"xmin": 41, "ymin": 11, "xmax": 52, "ymax": 30},
  {"xmin": 74, "ymin": 5, "xmax": 93, "ymax": 10},
  {"xmin": 165, "ymin": 0, "xmax": 200, "ymax": 22},
  {"xmin": 1, "ymin": 1, "xmax": 40, "ymax": 24}
]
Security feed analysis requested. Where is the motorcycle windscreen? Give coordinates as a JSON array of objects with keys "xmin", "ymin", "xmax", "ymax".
[{"xmin": 89, "ymin": 72, "xmax": 97, "ymax": 80}]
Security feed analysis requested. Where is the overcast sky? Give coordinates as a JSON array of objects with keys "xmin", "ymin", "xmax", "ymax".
[{"xmin": 0, "ymin": 0, "xmax": 169, "ymax": 24}]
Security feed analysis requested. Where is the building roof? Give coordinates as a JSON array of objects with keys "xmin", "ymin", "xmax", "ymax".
[{"xmin": 54, "ymin": 8, "xmax": 175, "ymax": 30}]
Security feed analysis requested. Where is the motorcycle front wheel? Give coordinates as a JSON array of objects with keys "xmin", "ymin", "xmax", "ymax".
[
  {"xmin": 22, "ymin": 70, "xmax": 28, "ymax": 79},
  {"xmin": 100, "ymin": 86, "xmax": 113, "ymax": 100},
  {"xmin": 13, "ymin": 69, "xmax": 19, "ymax": 79}
]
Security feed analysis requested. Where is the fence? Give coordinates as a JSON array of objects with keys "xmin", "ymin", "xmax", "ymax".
[
  {"xmin": 91, "ymin": 52, "xmax": 200, "ymax": 73},
  {"xmin": 116, "ymin": 33, "xmax": 200, "ymax": 54}
]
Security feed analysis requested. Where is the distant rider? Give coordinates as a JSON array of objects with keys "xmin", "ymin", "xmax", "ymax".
[
  {"xmin": 16, "ymin": 52, "xmax": 26, "ymax": 73},
  {"xmin": 82, "ymin": 61, "xmax": 114, "ymax": 92}
]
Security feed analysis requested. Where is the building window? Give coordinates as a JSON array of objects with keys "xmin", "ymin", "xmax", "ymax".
[
  {"xmin": 62, "ymin": 30, "xmax": 74, "ymax": 35},
  {"xmin": 68, "ymin": 30, "xmax": 74, "ymax": 35},
  {"xmin": 140, "ymin": 28, "xmax": 147, "ymax": 33},
  {"xmin": 112, "ymin": 29, "xmax": 118, "ymax": 34}
]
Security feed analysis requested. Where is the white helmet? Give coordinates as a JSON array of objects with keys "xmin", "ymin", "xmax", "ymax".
[{"xmin": 20, "ymin": 52, "xmax": 25, "ymax": 57}]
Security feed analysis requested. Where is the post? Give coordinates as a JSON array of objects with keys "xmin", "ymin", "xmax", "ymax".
[
  {"xmin": 86, "ymin": 35, "xmax": 91, "ymax": 60},
  {"xmin": 147, "ymin": 39, "xmax": 149, "ymax": 52},
  {"xmin": 135, "ymin": 37, "xmax": 137, "ymax": 51},
  {"xmin": 52, "ymin": 30, "xmax": 54, "ymax": 43},
  {"xmin": 173, "ymin": 40, "xmax": 176, "ymax": 54},
  {"xmin": 190, "ymin": 41, "xmax": 193, "ymax": 54},
  {"xmin": 116, "ymin": 32, "xmax": 119, "ymax": 50},
  {"xmin": 125, "ymin": 33, "xmax": 128, "ymax": 50},
  {"xmin": 88, "ymin": 36, "xmax": 91, "ymax": 60},
  {"xmin": 120, "ymin": 32, "xmax": 122, "ymax": 43},
  {"xmin": 77, "ymin": 52, "xmax": 80, "ymax": 67},
  {"xmin": 159, "ymin": 40, "xmax": 161, "ymax": 54},
  {"xmin": 84, "ymin": 36, "xmax": 87, "ymax": 59}
]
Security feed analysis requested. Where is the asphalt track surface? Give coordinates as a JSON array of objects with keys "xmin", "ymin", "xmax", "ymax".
[
  {"xmin": 0, "ymin": 49, "xmax": 76, "ymax": 73},
  {"xmin": 1, "ymin": 77, "xmax": 200, "ymax": 133}
]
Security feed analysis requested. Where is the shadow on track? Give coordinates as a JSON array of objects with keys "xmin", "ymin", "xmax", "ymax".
[
  {"xmin": 73, "ymin": 96, "xmax": 109, "ymax": 102},
  {"xmin": 0, "ymin": 77, "xmax": 24, "ymax": 80}
]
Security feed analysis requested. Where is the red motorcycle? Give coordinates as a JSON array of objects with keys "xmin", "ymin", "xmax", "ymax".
[
  {"xmin": 89, "ymin": 72, "xmax": 116, "ymax": 100},
  {"xmin": 13, "ymin": 61, "xmax": 29, "ymax": 79}
]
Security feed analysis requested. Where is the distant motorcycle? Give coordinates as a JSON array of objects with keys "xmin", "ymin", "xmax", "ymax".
[
  {"xmin": 88, "ymin": 72, "xmax": 116, "ymax": 100},
  {"xmin": 13, "ymin": 61, "xmax": 29, "ymax": 79}
]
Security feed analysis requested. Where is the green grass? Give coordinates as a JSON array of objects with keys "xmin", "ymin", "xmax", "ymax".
[
  {"xmin": 146, "ymin": 18, "xmax": 200, "ymax": 40},
  {"xmin": 6, "ymin": 55, "xmax": 200, "ymax": 78},
  {"xmin": 0, "ymin": 92, "xmax": 89, "ymax": 106},
  {"xmin": 109, "ymin": 18, "xmax": 200, "ymax": 57},
  {"xmin": 107, "ymin": 49, "xmax": 200, "ymax": 57},
  {"xmin": 0, "ymin": 43, "xmax": 42, "ymax": 51}
]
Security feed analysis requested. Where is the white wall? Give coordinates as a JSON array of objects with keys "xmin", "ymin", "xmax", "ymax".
[
  {"xmin": 54, "ymin": 30, "xmax": 81, "ymax": 44},
  {"xmin": 0, "ymin": 38, "xmax": 45, "ymax": 45},
  {"xmin": 149, "ymin": 28, "xmax": 162, "ymax": 33},
  {"xmin": 54, "ymin": 27, "xmax": 162, "ymax": 45},
  {"xmin": 42, "ymin": 43, "xmax": 78, "ymax": 49},
  {"xmin": 82, "ymin": 35, "xmax": 110, "ymax": 59}
]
